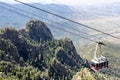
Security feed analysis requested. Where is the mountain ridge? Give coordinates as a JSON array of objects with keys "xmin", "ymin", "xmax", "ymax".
[{"xmin": 0, "ymin": 20, "xmax": 85, "ymax": 80}]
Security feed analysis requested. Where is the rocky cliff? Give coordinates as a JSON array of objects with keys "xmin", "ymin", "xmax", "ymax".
[{"xmin": 21, "ymin": 20, "xmax": 53, "ymax": 42}]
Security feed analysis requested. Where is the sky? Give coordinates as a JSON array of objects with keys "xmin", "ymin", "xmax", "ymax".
[{"xmin": 0, "ymin": 0, "xmax": 120, "ymax": 6}]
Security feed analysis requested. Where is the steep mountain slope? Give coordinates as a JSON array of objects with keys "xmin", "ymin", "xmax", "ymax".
[{"xmin": 0, "ymin": 20, "xmax": 84, "ymax": 80}]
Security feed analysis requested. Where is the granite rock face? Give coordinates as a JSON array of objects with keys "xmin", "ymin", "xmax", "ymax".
[{"xmin": 24, "ymin": 20, "xmax": 53, "ymax": 42}]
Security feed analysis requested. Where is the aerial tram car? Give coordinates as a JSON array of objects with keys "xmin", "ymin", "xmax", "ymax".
[{"xmin": 90, "ymin": 42, "xmax": 108, "ymax": 71}]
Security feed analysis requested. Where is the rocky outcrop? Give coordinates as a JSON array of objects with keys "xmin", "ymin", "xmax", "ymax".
[
  {"xmin": 48, "ymin": 59, "xmax": 72, "ymax": 80},
  {"xmin": 0, "ymin": 38, "xmax": 20, "ymax": 63},
  {"xmin": 63, "ymin": 39, "xmax": 84, "ymax": 66},
  {"xmin": 21, "ymin": 20, "xmax": 53, "ymax": 42},
  {"xmin": 0, "ymin": 27, "xmax": 30, "ymax": 61}
]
